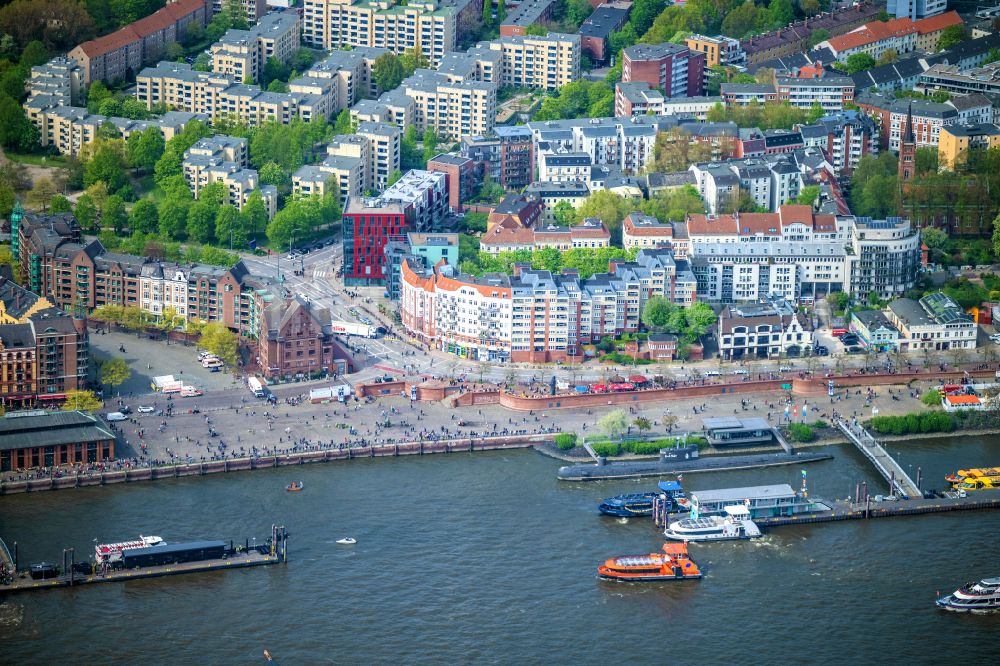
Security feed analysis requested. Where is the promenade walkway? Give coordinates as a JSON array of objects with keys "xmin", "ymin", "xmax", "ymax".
[{"xmin": 834, "ymin": 417, "xmax": 921, "ymax": 498}]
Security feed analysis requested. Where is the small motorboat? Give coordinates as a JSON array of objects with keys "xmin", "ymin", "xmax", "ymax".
[
  {"xmin": 336, "ymin": 538, "xmax": 356, "ymax": 545},
  {"xmin": 286, "ymin": 482, "xmax": 304, "ymax": 492}
]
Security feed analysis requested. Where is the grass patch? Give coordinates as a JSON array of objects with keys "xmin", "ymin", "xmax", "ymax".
[{"xmin": 5, "ymin": 152, "xmax": 66, "ymax": 167}]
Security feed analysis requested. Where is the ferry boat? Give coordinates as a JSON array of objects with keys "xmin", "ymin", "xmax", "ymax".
[
  {"xmin": 663, "ymin": 505, "xmax": 762, "ymax": 542},
  {"xmin": 936, "ymin": 577, "xmax": 1000, "ymax": 612},
  {"xmin": 95, "ymin": 535, "xmax": 164, "ymax": 563},
  {"xmin": 597, "ymin": 543, "xmax": 702, "ymax": 582},
  {"xmin": 598, "ymin": 481, "xmax": 688, "ymax": 517},
  {"xmin": 946, "ymin": 467, "xmax": 1000, "ymax": 490}
]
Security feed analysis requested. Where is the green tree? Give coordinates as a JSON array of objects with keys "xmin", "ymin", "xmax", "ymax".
[
  {"xmin": 158, "ymin": 195, "xmax": 190, "ymax": 239},
  {"xmin": 387, "ymin": 169, "xmax": 403, "ymax": 186},
  {"xmin": 200, "ymin": 321, "xmax": 239, "ymax": 366},
  {"xmin": 27, "ymin": 177, "xmax": 58, "ymax": 212},
  {"xmin": 806, "ymin": 101, "xmax": 825, "ymax": 123},
  {"xmin": 721, "ymin": 1, "xmax": 765, "ymax": 39},
  {"xmin": 373, "ymin": 52, "xmax": 405, "ymax": 93},
  {"xmin": 100, "ymin": 357, "xmax": 132, "ymax": 395},
  {"xmin": 524, "ymin": 23, "xmax": 548, "ymax": 37},
  {"xmin": 266, "ymin": 194, "xmax": 323, "ymax": 248},
  {"xmin": 808, "ymin": 27, "xmax": 830, "ymax": 47},
  {"xmin": 103, "ymin": 194, "xmax": 127, "ymax": 233},
  {"xmin": 844, "ymin": 53, "xmax": 876, "ymax": 74},
  {"xmin": 422, "ymin": 126, "xmax": 440, "ymax": 162},
  {"xmin": 599, "ymin": 409, "xmax": 629, "ymax": 441},
  {"xmin": 20, "ymin": 39, "xmax": 48, "ymax": 67},
  {"xmin": 154, "ymin": 120, "xmax": 212, "ymax": 184},
  {"xmin": 50, "ymin": 194, "xmax": 73, "ymax": 213},
  {"xmin": 921, "ymin": 227, "xmax": 947, "ymax": 262},
  {"xmin": 767, "ymin": 0, "xmax": 794, "ymax": 29},
  {"xmin": 630, "ymin": 0, "xmax": 665, "ymax": 35},
  {"xmin": 641, "ymin": 296, "xmax": 678, "ymax": 332},
  {"xmin": 399, "ymin": 46, "xmax": 429, "ymax": 76},
  {"xmin": 62, "ymin": 389, "xmax": 103, "ymax": 412},
  {"xmin": 875, "ymin": 48, "xmax": 898, "ymax": 67},
  {"xmin": 574, "ymin": 190, "xmax": 631, "ymax": 239},
  {"xmin": 240, "ymin": 190, "xmax": 268, "ymax": 238},
  {"xmin": 74, "ymin": 194, "xmax": 98, "ymax": 230},
  {"xmin": 127, "ymin": 126, "xmax": 164, "ymax": 172},
  {"xmin": 214, "ymin": 204, "xmax": 245, "ymax": 249},
  {"xmin": 796, "ymin": 185, "xmax": 821, "ymax": 207},
  {"xmin": 0, "ymin": 94, "xmax": 39, "ymax": 151},
  {"xmin": 552, "ymin": 200, "xmax": 576, "ymax": 227},
  {"xmin": 187, "ymin": 197, "xmax": 219, "ymax": 243},
  {"xmin": 84, "ymin": 140, "xmax": 128, "ymax": 192},
  {"xmin": 128, "ymin": 198, "xmax": 159, "ymax": 234},
  {"xmin": 938, "ymin": 25, "xmax": 968, "ymax": 51},
  {"xmin": 258, "ymin": 161, "xmax": 290, "ymax": 188},
  {"xmin": 333, "ymin": 108, "xmax": 354, "ymax": 135},
  {"xmin": 261, "ymin": 56, "xmax": 290, "ymax": 87}
]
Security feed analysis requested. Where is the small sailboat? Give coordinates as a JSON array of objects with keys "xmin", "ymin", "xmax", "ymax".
[
  {"xmin": 286, "ymin": 481, "xmax": 304, "ymax": 492},
  {"xmin": 336, "ymin": 537, "xmax": 356, "ymax": 545}
]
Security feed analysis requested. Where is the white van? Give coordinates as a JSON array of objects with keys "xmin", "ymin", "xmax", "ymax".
[{"xmin": 106, "ymin": 412, "xmax": 128, "ymax": 422}]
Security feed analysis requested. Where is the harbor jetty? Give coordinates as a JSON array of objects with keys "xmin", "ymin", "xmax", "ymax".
[
  {"xmin": 0, "ymin": 526, "xmax": 287, "ymax": 595},
  {"xmin": 834, "ymin": 417, "xmax": 921, "ymax": 498},
  {"xmin": 558, "ymin": 450, "xmax": 833, "ymax": 481}
]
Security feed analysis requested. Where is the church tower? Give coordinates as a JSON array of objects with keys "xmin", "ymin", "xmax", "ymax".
[{"xmin": 898, "ymin": 102, "xmax": 916, "ymax": 181}]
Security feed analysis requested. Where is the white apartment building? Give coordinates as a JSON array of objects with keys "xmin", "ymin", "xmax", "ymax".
[
  {"xmin": 210, "ymin": 12, "xmax": 301, "ymax": 83},
  {"xmin": 527, "ymin": 117, "xmax": 661, "ymax": 175}
]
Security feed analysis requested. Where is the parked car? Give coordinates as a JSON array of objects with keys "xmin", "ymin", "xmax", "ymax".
[
  {"xmin": 813, "ymin": 346, "xmax": 829, "ymax": 356},
  {"xmin": 106, "ymin": 412, "xmax": 128, "ymax": 422},
  {"xmin": 732, "ymin": 368, "xmax": 749, "ymax": 375},
  {"xmin": 137, "ymin": 405, "xmax": 155, "ymax": 413},
  {"xmin": 839, "ymin": 335, "xmax": 859, "ymax": 345},
  {"xmin": 989, "ymin": 333, "xmax": 1000, "ymax": 342},
  {"xmin": 846, "ymin": 345, "xmax": 864, "ymax": 353}
]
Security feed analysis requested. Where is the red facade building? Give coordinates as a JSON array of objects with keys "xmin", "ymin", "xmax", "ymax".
[
  {"xmin": 622, "ymin": 43, "xmax": 705, "ymax": 98},
  {"xmin": 342, "ymin": 198, "xmax": 408, "ymax": 286}
]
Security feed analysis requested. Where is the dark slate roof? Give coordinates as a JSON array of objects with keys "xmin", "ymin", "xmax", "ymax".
[
  {"xmin": 0, "ymin": 410, "xmax": 115, "ymax": 452},
  {"xmin": 0, "ymin": 323, "xmax": 35, "ymax": 348},
  {"xmin": 0, "ymin": 277, "xmax": 40, "ymax": 319}
]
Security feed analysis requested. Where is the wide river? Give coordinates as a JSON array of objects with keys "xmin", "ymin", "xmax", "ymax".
[{"xmin": 2, "ymin": 434, "xmax": 999, "ymax": 664}]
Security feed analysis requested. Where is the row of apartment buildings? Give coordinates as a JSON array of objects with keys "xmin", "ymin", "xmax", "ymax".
[
  {"xmin": 69, "ymin": 0, "xmax": 212, "ymax": 85},
  {"xmin": 301, "ymin": 0, "xmax": 481, "ymax": 67},
  {"xmin": 815, "ymin": 10, "xmax": 963, "ymax": 62},
  {"xmin": 0, "ymin": 257, "xmax": 89, "ymax": 407},
  {"xmin": 348, "ymin": 31, "xmax": 581, "ymax": 140},
  {"xmin": 399, "ymin": 248, "xmax": 697, "ymax": 363},
  {"xmin": 619, "ymin": 205, "xmax": 923, "ymax": 304},
  {"xmin": 855, "ymin": 91, "xmax": 993, "ymax": 151},
  {"xmin": 12, "ymin": 210, "xmax": 354, "ymax": 380}
]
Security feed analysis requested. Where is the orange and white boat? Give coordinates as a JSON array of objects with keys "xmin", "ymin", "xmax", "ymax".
[{"xmin": 597, "ymin": 542, "xmax": 702, "ymax": 582}]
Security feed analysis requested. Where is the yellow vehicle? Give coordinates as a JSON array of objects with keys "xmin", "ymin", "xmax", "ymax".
[{"xmin": 946, "ymin": 467, "xmax": 1000, "ymax": 491}]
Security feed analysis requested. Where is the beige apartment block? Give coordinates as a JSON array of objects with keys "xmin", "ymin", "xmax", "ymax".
[
  {"xmin": 301, "ymin": 0, "xmax": 466, "ymax": 66},
  {"xmin": 482, "ymin": 32, "xmax": 581, "ymax": 91}
]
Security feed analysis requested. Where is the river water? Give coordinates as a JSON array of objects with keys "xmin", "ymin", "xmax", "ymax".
[{"xmin": 2, "ymin": 435, "xmax": 999, "ymax": 664}]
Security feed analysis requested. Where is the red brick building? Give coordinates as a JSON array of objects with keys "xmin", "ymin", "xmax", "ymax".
[
  {"xmin": 427, "ymin": 154, "xmax": 475, "ymax": 212},
  {"xmin": 622, "ymin": 42, "xmax": 705, "ymax": 98},
  {"xmin": 0, "ymin": 410, "xmax": 115, "ymax": 472},
  {"xmin": 579, "ymin": 4, "xmax": 630, "ymax": 65},
  {"xmin": 259, "ymin": 296, "xmax": 338, "ymax": 379}
]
